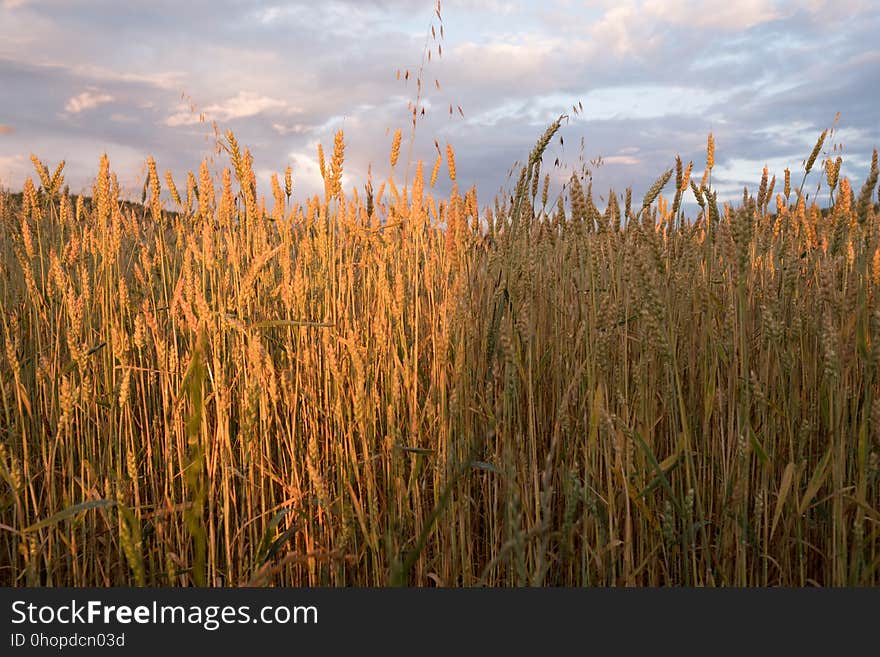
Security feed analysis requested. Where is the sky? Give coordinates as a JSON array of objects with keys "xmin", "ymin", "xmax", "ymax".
[{"xmin": 1, "ymin": 0, "xmax": 878, "ymax": 213}]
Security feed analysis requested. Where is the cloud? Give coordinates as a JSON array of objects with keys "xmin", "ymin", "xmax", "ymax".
[
  {"xmin": 286, "ymin": 148, "xmax": 327, "ymax": 195},
  {"xmin": 0, "ymin": 153, "xmax": 25, "ymax": 167},
  {"xmin": 0, "ymin": 124, "xmax": 14, "ymax": 134},
  {"xmin": 69, "ymin": 66, "xmax": 184, "ymax": 90},
  {"xmin": 0, "ymin": 154, "xmax": 27, "ymax": 188},
  {"xmin": 603, "ymin": 155, "xmax": 641, "ymax": 166},
  {"xmin": 589, "ymin": 4, "xmax": 642, "ymax": 57},
  {"xmin": 207, "ymin": 91, "xmax": 290, "ymax": 120},
  {"xmin": 65, "ymin": 90, "xmax": 113, "ymax": 114},
  {"xmin": 165, "ymin": 91, "xmax": 291, "ymax": 127},
  {"xmin": 642, "ymin": 0, "xmax": 783, "ymax": 30},
  {"xmin": 163, "ymin": 104, "xmax": 205, "ymax": 127},
  {"xmin": 272, "ymin": 122, "xmax": 311, "ymax": 136}
]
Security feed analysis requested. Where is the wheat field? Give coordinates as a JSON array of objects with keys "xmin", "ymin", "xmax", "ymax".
[{"xmin": 1, "ymin": 118, "xmax": 879, "ymax": 586}]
